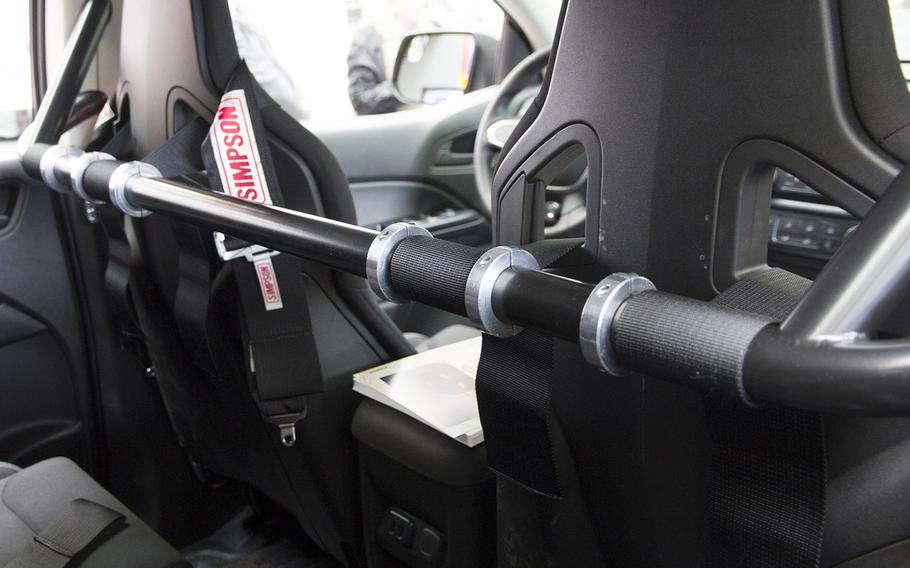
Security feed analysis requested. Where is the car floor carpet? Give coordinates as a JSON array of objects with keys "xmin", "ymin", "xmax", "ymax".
[{"xmin": 182, "ymin": 507, "xmax": 342, "ymax": 568}]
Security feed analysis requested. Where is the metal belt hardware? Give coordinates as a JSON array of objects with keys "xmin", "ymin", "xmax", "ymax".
[
  {"xmin": 465, "ymin": 246, "xmax": 540, "ymax": 337},
  {"xmin": 213, "ymin": 231, "xmax": 279, "ymax": 263},
  {"xmin": 366, "ymin": 222, "xmax": 433, "ymax": 303},
  {"xmin": 579, "ymin": 272, "xmax": 656, "ymax": 375},
  {"xmin": 40, "ymin": 144, "xmax": 83, "ymax": 193},
  {"xmin": 108, "ymin": 161, "xmax": 161, "ymax": 218},
  {"xmin": 264, "ymin": 411, "xmax": 306, "ymax": 447}
]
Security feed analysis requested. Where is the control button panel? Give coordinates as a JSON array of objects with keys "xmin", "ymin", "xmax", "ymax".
[
  {"xmin": 769, "ymin": 209, "xmax": 857, "ymax": 258},
  {"xmin": 378, "ymin": 508, "xmax": 446, "ymax": 566}
]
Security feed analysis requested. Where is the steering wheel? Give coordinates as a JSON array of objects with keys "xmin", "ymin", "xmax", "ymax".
[{"xmin": 474, "ymin": 47, "xmax": 552, "ymax": 214}]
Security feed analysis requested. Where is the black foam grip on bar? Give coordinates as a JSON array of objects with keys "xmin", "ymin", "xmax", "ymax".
[
  {"xmin": 22, "ymin": 143, "xmax": 53, "ymax": 179},
  {"xmin": 82, "ymin": 159, "xmax": 123, "ymax": 202},
  {"xmin": 612, "ymin": 291, "xmax": 773, "ymax": 404},
  {"xmin": 389, "ymin": 236, "xmax": 485, "ymax": 316}
]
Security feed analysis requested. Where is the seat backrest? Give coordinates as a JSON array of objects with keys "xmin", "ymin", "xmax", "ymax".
[
  {"xmin": 490, "ymin": 0, "xmax": 910, "ymax": 566},
  {"xmin": 108, "ymin": 1, "xmax": 415, "ymax": 565}
]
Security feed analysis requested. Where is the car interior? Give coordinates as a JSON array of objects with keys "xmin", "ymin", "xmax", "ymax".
[{"xmin": 3, "ymin": 0, "xmax": 910, "ymax": 567}]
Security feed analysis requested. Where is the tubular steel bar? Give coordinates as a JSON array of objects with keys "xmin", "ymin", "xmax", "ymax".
[
  {"xmin": 17, "ymin": 0, "xmax": 111, "ymax": 155},
  {"xmin": 20, "ymin": 141, "xmax": 910, "ymax": 416},
  {"xmin": 22, "ymin": 0, "xmax": 910, "ymax": 417},
  {"xmin": 782, "ymin": 167, "xmax": 910, "ymax": 340}
]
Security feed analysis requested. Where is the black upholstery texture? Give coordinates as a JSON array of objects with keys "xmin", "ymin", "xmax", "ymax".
[{"xmin": 389, "ymin": 237, "xmax": 485, "ymax": 316}]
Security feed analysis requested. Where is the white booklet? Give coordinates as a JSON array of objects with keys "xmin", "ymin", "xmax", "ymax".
[{"xmin": 352, "ymin": 337, "xmax": 484, "ymax": 447}]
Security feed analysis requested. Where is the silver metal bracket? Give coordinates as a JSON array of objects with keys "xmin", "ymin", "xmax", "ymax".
[
  {"xmin": 265, "ymin": 412, "xmax": 305, "ymax": 447},
  {"xmin": 213, "ymin": 231, "xmax": 279, "ymax": 263},
  {"xmin": 366, "ymin": 222, "xmax": 432, "ymax": 303},
  {"xmin": 71, "ymin": 151, "xmax": 114, "ymax": 204},
  {"xmin": 108, "ymin": 161, "xmax": 161, "ymax": 218},
  {"xmin": 579, "ymin": 272, "xmax": 656, "ymax": 375},
  {"xmin": 40, "ymin": 145, "xmax": 83, "ymax": 193},
  {"xmin": 465, "ymin": 246, "xmax": 539, "ymax": 337}
]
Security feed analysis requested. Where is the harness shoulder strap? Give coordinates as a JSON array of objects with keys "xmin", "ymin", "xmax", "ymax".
[{"xmin": 199, "ymin": 61, "xmax": 324, "ymax": 445}]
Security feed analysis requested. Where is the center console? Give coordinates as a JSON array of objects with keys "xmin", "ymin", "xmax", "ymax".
[{"xmin": 352, "ymin": 399, "xmax": 495, "ymax": 568}]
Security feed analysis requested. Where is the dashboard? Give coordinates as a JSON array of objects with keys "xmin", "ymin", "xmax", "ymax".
[{"xmin": 768, "ymin": 169, "xmax": 858, "ymax": 276}]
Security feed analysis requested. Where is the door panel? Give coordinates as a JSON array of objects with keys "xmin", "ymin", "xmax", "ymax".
[
  {"xmin": 0, "ymin": 160, "xmax": 96, "ymax": 472},
  {"xmin": 310, "ymin": 90, "xmax": 494, "ymax": 245}
]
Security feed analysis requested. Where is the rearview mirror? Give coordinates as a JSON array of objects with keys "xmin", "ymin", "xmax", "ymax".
[{"xmin": 393, "ymin": 32, "xmax": 478, "ymax": 105}]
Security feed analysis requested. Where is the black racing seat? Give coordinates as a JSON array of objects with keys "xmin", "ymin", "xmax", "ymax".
[
  {"xmin": 96, "ymin": 2, "xmax": 473, "ymax": 565},
  {"xmin": 0, "ymin": 458, "xmax": 185, "ymax": 567},
  {"xmin": 484, "ymin": 0, "xmax": 910, "ymax": 566}
]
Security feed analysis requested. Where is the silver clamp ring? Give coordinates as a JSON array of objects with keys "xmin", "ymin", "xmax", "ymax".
[
  {"xmin": 108, "ymin": 161, "xmax": 161, "ymax": 218},
  {"xmin": 40, "ymin": 145, "xmax": 83, "ymax": 193},
  {"xmin": 366, "ymin": 222, "xmax": 432, "ymax": 302},
  {"xmin": 579, "ymin": 272, "xmax": 656, "ymax": 375},
  {"xmin": 465, "ymin": 246, "xmax": 539, "ymax": 337},
  {"xmin": 70, "ymin": 152, "xmax": 114, "ymax": 204}
]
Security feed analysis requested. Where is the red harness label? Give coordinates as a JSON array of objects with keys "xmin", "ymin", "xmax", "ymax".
[
  {"xmin": 254, "ymin": 256, "xmax": 283, "ymax": 311},
  {"xmin": 211, "ymin": 89, "xmax": 283, "ymax": 311},
  {"xmin": 210, "ymin": 89, "xmax": 273, "ymax": 204}
]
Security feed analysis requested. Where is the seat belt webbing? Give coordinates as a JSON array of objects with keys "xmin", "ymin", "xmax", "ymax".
[
  {"xmin": 199, "ymin": 61, "xmax": 323, "ymax": 445},
  {"xmin": 477, "ymin": 265, "xmax": 825, "ymax": 566},
  {"xmin": 4, "ymin": 499, "xmax": 125, "ymax": 568},
  {"xmin": 706, "ymin": 268, "xmax": 825, "ymax": 568},
  {"xmin": 476, "ymin": 237, "xmax": 584, "ymax": 497}
]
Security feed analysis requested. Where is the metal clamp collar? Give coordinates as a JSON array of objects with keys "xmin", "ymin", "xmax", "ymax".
[
  {"xmin": 108, "ymin": 161, "xmax": 161, "ymax": 218},
  {"xmin": 366, "ymin": 222, "xmax": 432, "ymax": 303},
  {"xmin": 40, "ymin": 145, "xmax": 83, "ymax": 193},
  {"xmin": 465, "ymin": 246, "xmax": 539, "ymax": 337},
  {"xmin": 70, "ymin": 151, "xmax": 114, "ymax": 204},
  {"xmin": 579, "ymin": 273, "xmax": 656, "ymax": 375}
]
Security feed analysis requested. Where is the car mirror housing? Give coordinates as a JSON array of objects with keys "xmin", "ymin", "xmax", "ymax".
[{"xmin": 393, "ymin": 32, "xmax": 492, "ymax": 106}]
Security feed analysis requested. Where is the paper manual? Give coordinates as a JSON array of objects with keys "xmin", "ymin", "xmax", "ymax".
[{"xmin": 352, "ymin": 337, "xmax": 483, "ymax": 447}]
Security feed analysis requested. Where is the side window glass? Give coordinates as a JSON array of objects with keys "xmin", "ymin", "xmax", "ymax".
[
  {"xmin": 228, "ymin": 0, "xmax": 504, "ymax": 121},
  {"xmin": 0, "ymin": 2, "xmax": 33, "ymax": 140}
]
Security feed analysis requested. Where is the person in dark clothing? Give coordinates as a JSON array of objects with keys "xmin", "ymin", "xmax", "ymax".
[{"xmin": 347, "ymin": 26, "xmax": 402, "ymax": 115}]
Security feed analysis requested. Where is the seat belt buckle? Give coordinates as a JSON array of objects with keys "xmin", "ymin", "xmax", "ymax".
[
  {"xmin": 213, "ymin": 231, "xmax": 279, "ymax": 263},
  {"xmin": 264, "ymin": 412, "xmax": 306, "ymax": 447}
]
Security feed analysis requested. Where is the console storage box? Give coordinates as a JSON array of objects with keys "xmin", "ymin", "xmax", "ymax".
[{"xmin": 352, "ymin": 399, "xmax": 495, "ymax": 568}]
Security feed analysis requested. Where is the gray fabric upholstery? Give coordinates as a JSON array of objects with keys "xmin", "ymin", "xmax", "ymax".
[
  {"xmin": 0, "ymin": 462, "xmax": 20, "ymax": 481},
  {"xmin": 407, "ymin": 325, "xmax": 481, "ymax": 353},
  {"xmin": 0, "ymin": 457, "xmax": 186, "ymax": 567}
]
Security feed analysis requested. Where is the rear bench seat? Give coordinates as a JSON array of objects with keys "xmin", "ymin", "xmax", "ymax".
[{"xmin": 0, "ymin": 457, "xmax": 186, "ymax": 567}]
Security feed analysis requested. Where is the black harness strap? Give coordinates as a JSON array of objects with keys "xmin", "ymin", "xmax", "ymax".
[
  {"xmin": 706, "ymin": 268, "xmax": 825, "ymax": 568},
  {"xmin": 4, "ymin": 499, "xmax": 125, "ymax": 568},
  {"xmin": 200, "ymin": 62, "xmax": 323, "ymax": 445},
  {"xmin": 477, "ymin": 263, "xmax": 825, "ymax": 566},
  {"xmin": 94, "ymin": 123, "xmax": 141, "ymax": 339},
  {"xmin": 478, "ymin": 330, "xmax": 560, "ymax": 496},
  {"xmin": 476, "ymin": 238, "xmax": 583, "ymax": 497}
]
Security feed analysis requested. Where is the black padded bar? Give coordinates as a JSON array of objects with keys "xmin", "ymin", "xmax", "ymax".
[
  {"xmin": 21, "ymin": 143, "xmax": 52, "ymax": 179},
  {"xmin": 613, "ymin": 291, "xmax": 773, "ymax": 404},
  {"xmin": 388, "ymin": 236, "xmax": 486, "ymax": 316}
]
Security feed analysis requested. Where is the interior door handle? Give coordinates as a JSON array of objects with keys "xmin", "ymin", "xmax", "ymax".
[{"xmin": 434, "ymin": 141, "xmax": 473, "ymax": 166}]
